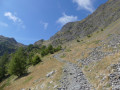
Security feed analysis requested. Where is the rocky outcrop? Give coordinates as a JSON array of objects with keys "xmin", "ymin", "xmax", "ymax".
[
  {"xmin": 34, "ymin": 39, "xmax": 44, "ymax": 46},
  {"xmin": 109, "ymin": 64, "xmax": 120, "ymax": 90},
  {"xmin": 78, "ymin": 46, "xmax": 112, "ymax": 66},
  {"xmin": 50, "ymin": 0, "xmax": 120, "ymax": 46}
]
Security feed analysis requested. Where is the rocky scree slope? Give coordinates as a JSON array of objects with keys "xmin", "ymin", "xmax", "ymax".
[
  {"xmin": 55, "ymin": 34, "xmax": 120, "ymax": 90},
  {"xmin": 78, "ymin": 34, "xmax": 120, "ymax": 90},
  {"xmin": 54, "ymin": 54, "xmax": 93, "ymax": 90},
  {"xmin": 50, "ymin": 0, "xmax": 120, "ymax": 46}
]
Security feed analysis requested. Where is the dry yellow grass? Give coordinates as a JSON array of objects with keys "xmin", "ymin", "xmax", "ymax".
[
  {"xmin": 83, "ymin": 53, "xmax": 120, "ymax": 90},
  {"xmin": 0, "ymin": 54, "xmax": 64, "ymax": 90},
  {"xmin": 61, "ymin": 39, "xmax": 101, "ymax": 64}
]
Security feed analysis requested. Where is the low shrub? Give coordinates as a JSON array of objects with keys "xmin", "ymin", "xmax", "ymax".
[{"xmin": 32, "ymin": 55, "xmax": 41, "ymax": 65}]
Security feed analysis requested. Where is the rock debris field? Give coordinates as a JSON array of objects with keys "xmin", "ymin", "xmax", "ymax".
[
  {"xmin": 54, "ymin": 34, "xmax": 120, "ymax": 90},
  {"xmin": 54, "ymin": 54, "xmax": 94, "ymax": 90}
]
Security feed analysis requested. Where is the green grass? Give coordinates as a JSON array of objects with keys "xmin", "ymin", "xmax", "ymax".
[
  {"xmin": 96, "ymin": 31, "xmax": 99, "ymax": 33},
  {"xmin": 65, "ymin": 49, "xmax": 71, "ymax": 52},
  {"xmin": 84, "ymin": 65, "xmax": 89, "ymax": 69},
  {"xmin": 60, "ymin": 54, "xmax": 66, "ymax": 58},
  {"xmin": 107, "ymin": 34, "xmax": 112, "ymax": 37},
  {"xmin": 23, "ymin": 76, "xmax": 33, "ymax": 84},
  {"xmin": 0, "ymin": 76, "xmax": 14, "ymax": 90},
  {"xmin": 87, "ymin": 34, "xmax": 92, "ymax": 38},
  {"xmin": 93, "ymin": 40, "xmax": 101, "ymax": 44},
  {"xmin": 105, "ymin": 83, "xmax": 111, "ymax": 88},
  {"xmin": 101, "ymin": 29, "xmax": 104, "ymax": 31}
]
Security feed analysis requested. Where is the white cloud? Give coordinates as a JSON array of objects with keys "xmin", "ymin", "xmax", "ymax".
[
  {"xmin": 4, "ymin": 12, "xmax": 25, "ymax": 29},
  {"xmin": 73, "ymin": 0, "xmax": 95, "ymax": 13},
  {"xmin": 40, "ymin": 21, "xmax": 48, "ymax": 30},
  {"xmin": 43, "ymin": 23, "xmax": 48, "ymax": 30},
  {"xmin": 57, "ymin": 13, "xmax": 78, "ymax": 25},
  {"xmin": 0, "ymin": 22, "xmax": 8, "ymax": 27},
  {"xmin": 4, "ymin": 12, "xmax": 18, "ymax": 22}
]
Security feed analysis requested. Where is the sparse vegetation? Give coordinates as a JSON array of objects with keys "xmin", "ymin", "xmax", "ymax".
[
  {"xmin": 23, "ymin": 76, "xmax": 33, "ymax": 84},
  {"xmin": 101, "ymin": 28, "xmax": 104, "ymax": 31},
  {"xmin": 60, "ymin": 54, "xmax": 66, "ymax": 58},
  {"xmin": 87, "ymin": 34, "xmax": 92, "ymax": 38},
  {"xmin": 65, "ymin": 49, "xmax": 71, "ymax": 52},
  {"xmin": 0, "ymin": 75, "xmax": 14, "ymax": 90},
  {"xmin": 108, "ymin": 34, "xmax": 112, "ymax": 37},
  {"xmin": 77, "ymin": 40, "xmax": 80, "ymax": 42},
  {"xmin": 93, "ymin": 40, "xmax": 101, "ymax": 44},
  {"xmin": 97, "ymin": 31, "xmax": 99, "ymax": 33}
]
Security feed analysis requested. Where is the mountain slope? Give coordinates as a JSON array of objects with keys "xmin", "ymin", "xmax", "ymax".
[
  {"xmin": 2, "ymin": 0, "xmax": 120, "ymax": 90},
  {"xmin": 50, "ymin": 0, "xmax": 120, "ymax": 46},
  {"xmin": 0, "ymin": 35, "xmax": 24, "ymax": 56}
]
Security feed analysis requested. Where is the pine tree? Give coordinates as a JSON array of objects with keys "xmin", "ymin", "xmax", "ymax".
[
  {"xmin": 0, "ymin": 53, "xmax": 9, "ymax": 80},
  {"xmin": 8, "ymin": 47, "xmax": 27, "ymax": 77}
]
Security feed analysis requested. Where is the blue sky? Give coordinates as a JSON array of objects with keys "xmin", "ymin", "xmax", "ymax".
[{"xmin": 0, "ymin": 0, "xmax": 108, "ymax": 45}]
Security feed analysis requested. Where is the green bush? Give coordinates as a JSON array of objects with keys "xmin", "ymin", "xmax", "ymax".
[
  {"xmin": 77, "ymin": 40, "xmax": 80, "ymax": 42},
  {"xmin": 47, "ymin": 45, "xmax": 53, "ymax": 51},
  {"xmin": 87, "ymin": 34, "xmax": 92, "ymax": 38},
  {"xmin": 41, "ymin": 45, "xmax": 62, "ymax": 57},
  {"xmin": 32, "ymin": 55, "xmax": 41, "ymax": 65},
  {"xmin": 49, "ymin": 49, "xmax": 54, "ymax": 54},
  {"xmin": 8, "ymin": 47, "xmax": 27, "ymax": 77},
  {"xmin": 101, "ymin": 29, "xmax": 104, "ymax": 31},
  {"xmin": 41, "ymin": 50, "xmax": 46, "ymax": 57},
  {"xmin": 54, "ymin": 45, "xmax": 62, "ymax": 52},
  {"xmin": 41, "ymin": 49, "xmax": 49, "ymax": 57}
]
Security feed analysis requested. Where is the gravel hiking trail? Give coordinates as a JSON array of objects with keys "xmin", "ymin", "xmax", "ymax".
[{"xmin": 53, "ymin": 54, "xmax": 94, "ymax": 90}]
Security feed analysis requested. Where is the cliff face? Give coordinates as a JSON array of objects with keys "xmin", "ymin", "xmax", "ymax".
[{"xmin": 50, "ymin": 0, "xmax": 120, "ymax": 46}]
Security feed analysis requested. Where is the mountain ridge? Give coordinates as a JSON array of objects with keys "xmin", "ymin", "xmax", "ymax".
[
  {"xmin": 49, "ymin": 0, "xmax": 120, "ymax": 46},
  {"xmin": 0, "ymin": 35, "xmax": 24, "ymax": 56}
]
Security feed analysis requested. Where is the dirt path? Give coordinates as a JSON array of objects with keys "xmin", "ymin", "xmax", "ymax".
[{"xmin": 53, "ymin": 54, "xmax": 94, "ymax": 90}]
